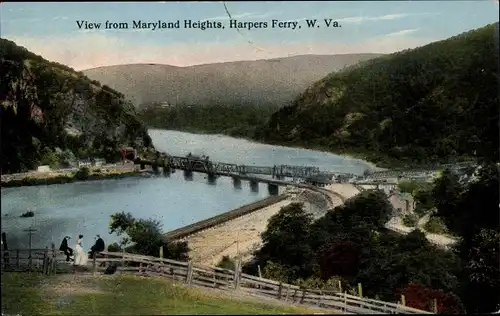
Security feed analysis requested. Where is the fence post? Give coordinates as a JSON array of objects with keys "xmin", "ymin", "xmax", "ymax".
[
  {"xmin": 284, "ymin": 284, "xmax": 290, "ymax": 302},
  {"xmin": 358, "ymin": 282, "xmax": 363, "ymax": 297},
  {"xmin": 92, "ymin": 253, "xmax": 97, "ymax": 275},
  {"xmin": 16, "ymin": 249, "xmax": 20, "ymax": 269},
  {"xmin": 277, "ymin": 282, "xmax": 283, "ymax": 299},
  {"xmin": 300, "ymin": 288, "xmax": 306, "ymax": 304},
  {"xmin": 338, "ymin": 280, "xmax": 342, "ymax": 292},
  {"xmin": 401, "ymin": 294, "xmax": 406, "ymax": 306},
  {"xmin": 50, "ymin": 243, "xmax": 56, "ymax": 274},
  {"xmin": 28, "ymin": 241, "xmax": 32, "ymax": 272},
  {"xmin": 233, "ymin": 260, "xmax": 241, "ymax": 290},
  {"xmin": 186, "ymin": 261, "xmax": 193, "ymax": 286},
  {"xmin": 433, "ymin": 298, "xmax": 438, "ymax": 313},
  {"xmin": 344, "ymin": 292, "xmax": 348, "ymax": 312},
  {"xmin": 43, "ymin": 247, "xmax": 48, "ymax": 274}
]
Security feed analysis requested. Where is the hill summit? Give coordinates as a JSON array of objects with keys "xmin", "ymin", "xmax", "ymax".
[{"xmin": 82, "ymin": 54, "xmax": 382, "ymax": 108}]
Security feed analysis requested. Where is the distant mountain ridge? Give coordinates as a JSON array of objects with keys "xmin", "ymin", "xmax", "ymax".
[{"xmin": 82, "ymin": 54, "xmax": 382, "ymax": 108}]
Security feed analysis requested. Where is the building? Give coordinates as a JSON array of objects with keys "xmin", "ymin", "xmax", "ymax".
[
  {"xmin": 77, "ymin": 160, "xmax": 92, "ymax": 168},
  {"xmin": 94, "ymin": 158, "xmax": 106, "ymax": 167},
  {"xmin": 37, "ymin": 165, "xmax": 51, "ymax": 172}
]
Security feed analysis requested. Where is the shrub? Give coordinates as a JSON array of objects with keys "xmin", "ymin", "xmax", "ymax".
[
  {"xmin": 402, "ymin": 213, "xmax": 419, "ymax": 227},
  {"xmin": 216, "ymin": 255, "xmax": 236, "ymax": 271},
  {"xmin": 107, "ymin": 242, "xmax": 123, "ymax": 252},
  {"xmin": 424, "ymin": 216, "xmax": 448, "ymax": 234},
  {"xmin": 74, "ymin": 166, "xmax": 90, "ymax": 180}
]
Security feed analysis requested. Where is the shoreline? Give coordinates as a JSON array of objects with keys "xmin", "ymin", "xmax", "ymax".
[
  {"xmin": 149, "ymin": 127, "xmax": 387, "ymax": 171},
  {"xmin": 1, "ymin": 167, "xmax": 152, "ymax": 189}
]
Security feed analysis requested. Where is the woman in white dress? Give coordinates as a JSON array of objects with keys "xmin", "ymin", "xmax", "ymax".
[{"xmin": 73, "ymin": 234, "xmax": 88, "ymax": 266}]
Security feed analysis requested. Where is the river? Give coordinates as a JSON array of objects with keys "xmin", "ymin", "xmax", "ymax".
[{"xmin": 1, "ymin": 129, "xmax": 372, "ymax": 250}]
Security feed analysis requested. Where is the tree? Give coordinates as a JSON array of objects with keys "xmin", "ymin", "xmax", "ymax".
[
  {"xmin": 74, "ymin": 166, "xmax": 90, "ymax": 180},
  {"xmin": 255, "ymin": 203, "xmax": 315, "ymax": 281},
  {"xmin": 431, "ymin": 169, "xmax": 463, "ymax": 232},
  {"xmin": 40, "ymin": 147, "xmax": 60, "ymax": 169},
  {"xmin": 108, "ymin": 211, "xmax": 189, "ymax": 260},
  {"xmin": 341, "ymin": 189, "xmax": 393, "ymax": 230},
  {"xmin": 459, "ymin": 229, "xmax": 500, "ymax": 313},
  {"xmin": 356, "ymin": 229, "xmax": 462, "ymax": 301},
  {"xmin": 398, "ymin": 283, "xmax": 465, "ymax": 314},
  {"xmin": 318, "ymin": 240, "xmax": 361, "ymax": 280}
]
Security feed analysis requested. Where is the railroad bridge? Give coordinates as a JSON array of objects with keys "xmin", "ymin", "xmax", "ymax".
[{"xmin": 132, "ymin": 154, "xmax": 336, "ymax": 195}]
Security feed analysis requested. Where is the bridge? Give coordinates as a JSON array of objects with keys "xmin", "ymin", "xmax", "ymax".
[
  {"xmin": 132, "ymin": 152, "xmax": 476, "ymax": 194},
  {"xmin": 133, "ymin": 153, "xmax": 355, "ymax": 195}
]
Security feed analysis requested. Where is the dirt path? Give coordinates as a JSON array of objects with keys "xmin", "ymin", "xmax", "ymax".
[{"xmin": 187, "ymin": 199, "xmax": 293, "ymax": 265}]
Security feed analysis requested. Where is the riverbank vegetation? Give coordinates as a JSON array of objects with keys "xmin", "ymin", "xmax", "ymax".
[
  {"xmin": 233, "ymin": 163, "xmax": 499, "ymax": 313},
  {"xmin": 1, "ymin": 39, "xmax": 153, "ymax": 174},
  {"xmin": 137, "ymin": 103, "xmax": 276, "ymax": 139},
  {"xmin": 0, "ymin": 166, "xmax": 144, "ymax": 188},
  {"xmin": 108, "ymin": 212, "xmax": 190, "ymax": 261}
]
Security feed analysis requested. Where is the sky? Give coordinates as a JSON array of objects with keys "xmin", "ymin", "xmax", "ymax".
[{"xmin": 1, "ymin": 1, "xmax": 498, "ymax": 70}]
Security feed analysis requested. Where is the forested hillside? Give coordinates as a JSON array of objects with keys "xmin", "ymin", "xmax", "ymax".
[
  {"xmin": 257, "ymin": 23, "xmax": 499, "ymax": 167},
  {"xmin": 137, "ymin": 103, "xmax": 276, "ymax": 138},
  {"xmin": 0, "ymin": 39, "xmax": 153, "ymax": 174}
]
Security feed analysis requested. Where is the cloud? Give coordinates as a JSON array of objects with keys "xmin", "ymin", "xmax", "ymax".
[
  {"xmin": 335, "ymin": 12, "xmax": 437, "ymax": 24},
  {"xmin": 385, "ymin": 28, "xmax": 420, "ymax": 37},
  {"xmin": 5, "ymin": 32, "xmax": 435, "ymax": 70}
]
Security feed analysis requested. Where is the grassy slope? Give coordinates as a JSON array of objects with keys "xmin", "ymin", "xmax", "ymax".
[{"xmin": 1, "ymin": 273, "xmax": 332, "ymax": 315}]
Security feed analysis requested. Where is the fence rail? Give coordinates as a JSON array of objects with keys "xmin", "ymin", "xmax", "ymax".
[{"xmin": 1, "ymin": 248, "xmax": 433, "ymax": 314}]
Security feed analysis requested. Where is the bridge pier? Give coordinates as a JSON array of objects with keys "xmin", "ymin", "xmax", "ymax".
[
  {"xmin": 162, "ymin": 165, "xmax": 171, "ymax": 177},
  {"xmin": 140, "ymin": 163, "xmax": 145, "ymax": 170},
  {"xmin": 152, "ymin": 163, "xmax": 159, "ymax": 174},
  {"xmin": 267, "ymin": 183, "xmax": 279, "ymax": 196},
  {"xmin": 207, "ymin": 173, "xmax": 217, "ymax": 185},
  {"xmin": 249, "ymin": 180, "xmax": 259, "ymax": 193},
  {"xmin": 183, "ymin": 169, "xmax": 193, "ymax": 181},
  {"xmin": 232, "ymin": 176, "xmax": 242, "ymax": 190}
]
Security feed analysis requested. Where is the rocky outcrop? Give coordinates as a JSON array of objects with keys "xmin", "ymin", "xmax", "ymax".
[{"xmin": 0, "ymin": 39, "xmax": 153, "ymax": 173}]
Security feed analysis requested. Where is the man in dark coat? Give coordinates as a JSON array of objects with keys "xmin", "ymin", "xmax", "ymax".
[
  {"xmin": 89, "ymin": 235, "xmax": 105, "ymax": 259},
  {"xmin": 59, "ymin": 236, "xmax": 73, "ymax": 262}
]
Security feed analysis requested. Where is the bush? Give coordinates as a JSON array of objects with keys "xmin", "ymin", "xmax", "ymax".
[
  {"xmin": 74, "ymin": 166, "xmax": 90, "ymax": 180},
  {"xmin": 107, "ymin": 242, "xmax": 123, "ymax": 252},
  {"xmin": 216, "ymin": 255, "xmax": 236, "ymax": 270},
  {"xmin": 424, "ymin": 216, "xmax": 448, "ymax": 234},
  {"xmin": 402, "ymin": 213, "xmax": 419, "ymax": 227}
]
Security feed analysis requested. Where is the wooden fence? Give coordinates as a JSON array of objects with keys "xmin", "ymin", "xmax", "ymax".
[{"xmin": 1, "ymin": 248, "xmax": 433, "ymax": 314}]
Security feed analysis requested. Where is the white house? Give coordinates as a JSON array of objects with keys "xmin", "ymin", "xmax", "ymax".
[
  {"xmin": 37, "ymin": 165, "xmax": 51, "ymax": 172},
  {"xmin": 94, "ymin": 158, "xmax": 106, "ymax": 167},
  {"xmin": 77, "ymin": 160, "xmax": 92, "ymax": 168}
]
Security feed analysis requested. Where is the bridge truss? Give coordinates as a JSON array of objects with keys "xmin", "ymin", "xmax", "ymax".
[{"xmin": 145, "ymin": 155, "xmax": 322, "ymax": 180}]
